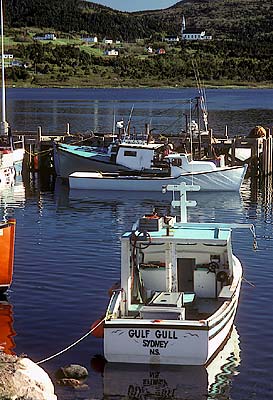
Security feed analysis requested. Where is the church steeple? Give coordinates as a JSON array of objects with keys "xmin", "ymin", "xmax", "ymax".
[{"xmin": 181, "ymin": 14, "xmax": 186, "ymax": 38}]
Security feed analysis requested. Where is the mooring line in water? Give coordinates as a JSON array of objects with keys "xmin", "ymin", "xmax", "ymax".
[
  {"xmin": 36, "ymin": 317, "xmax": 106, "ymax": 365},
  {"xmin": 242, "ymin": 276, "xmax": 256, "ymax": 288}
]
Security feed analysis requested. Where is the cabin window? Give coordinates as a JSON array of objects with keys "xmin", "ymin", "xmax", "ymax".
[{"xmin": 124, "ymin": 150, "xmax": 137, "ymax": 157}]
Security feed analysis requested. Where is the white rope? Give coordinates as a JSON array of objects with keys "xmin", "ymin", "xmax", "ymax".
[{"xmin": 37, "ymin": 317, "xmax": 106, "ymax": 365}]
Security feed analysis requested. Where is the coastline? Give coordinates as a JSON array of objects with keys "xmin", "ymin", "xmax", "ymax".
[{"xmin": 6, "ymin": 79, "xmax": 273, "ymax": 90}]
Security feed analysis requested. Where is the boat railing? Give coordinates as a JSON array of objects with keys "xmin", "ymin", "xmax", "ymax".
[{"xmin": 105, "ymin": 289, "xmax": 122, "ymax": 320}]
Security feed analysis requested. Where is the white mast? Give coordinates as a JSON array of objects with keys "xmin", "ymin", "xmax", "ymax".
[
  {"xmin": 1, "ymin": 0, "xmax": 8, "ymax": 136},
  {"xmin": 181, "ymin": 15, "xmax": 186, "ymax": 39},
  {"xmin": 164, "ymin": 182, "xmax": 200, "ymax": 223}
]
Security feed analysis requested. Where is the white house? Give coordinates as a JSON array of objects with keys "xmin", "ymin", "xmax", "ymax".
[
  {"xmin": 33, "ymin": 33, "xmax": 57, "ymax": 41},
  {"xmin": 81, "ymin": 36, "xmax": 98, "ymax": 43},
  {"xmin": 164, "ymin": 35, "xmax": 180, "ymax": 43},
  {"xmin": 182, "ymin": 29, "xmax": 212, "ymax": 41},
  {"xmin": 1, "ymin": 53, "xmax": 13, "ymax": 59},
  {"xmin": 103, "ymin": 38, "xmax": 113, "ymax": 44},
  {"xmin": 1, "ymin": 53, "xmax": 13, "ymax": 66},
  {"xmin": 104, "ymin": 49, "xmax": 119, "ymax": 56}
]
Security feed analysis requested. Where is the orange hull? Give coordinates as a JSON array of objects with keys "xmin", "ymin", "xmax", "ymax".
[{"xmin": 0, "ymin": 219, "xmax": 16, "ymax": 292}]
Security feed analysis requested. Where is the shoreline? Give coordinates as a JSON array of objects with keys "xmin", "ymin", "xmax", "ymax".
[{"xmin": 7, "ymin": 84, "xmax": 273, "ymax": 90}]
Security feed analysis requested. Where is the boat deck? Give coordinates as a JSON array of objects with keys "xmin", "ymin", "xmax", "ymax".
[{"xmin": 127, "ymin": 296, "xmax": 223, "ymax": 321}]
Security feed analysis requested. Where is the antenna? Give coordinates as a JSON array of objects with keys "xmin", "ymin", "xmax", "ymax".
[
  {"xmin": 124, "ymin": 104, "xmax": 134, "ymax": 138},
  {"xmin": 162, "ymin": 182, "xmax": 200, "ymax": 223},
  {"xmin": 0, "ymin": 0, "xmax": 8, "ymax": 136}
]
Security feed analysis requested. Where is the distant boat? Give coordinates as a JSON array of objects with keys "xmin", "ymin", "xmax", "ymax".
[
  {"xmin": 0, "ymin": 219, "xmax": 16, "ymax": 293},
  {"xmin": 0, "ymin": 0, "xmax": 24, "ymax": 184},
  {"xmin": 69, "ymin": 153, "xmax": 247, "ymax": 192},
  {"xmin": 0, "ymin": 146, "xmax": 15, "ymax": 188},
  {"xmin": 92, "ymin": 182, "xmax": 253, "ymax": 365}
]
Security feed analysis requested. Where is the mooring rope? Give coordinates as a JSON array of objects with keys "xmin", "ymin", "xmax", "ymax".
[
  {"xmin": 36, "ymin": 317, "xmax": 106, "ymax": 365},
  {"xmin": 242, "ymin": 276, "xmax": 256, "ymax": 288}
]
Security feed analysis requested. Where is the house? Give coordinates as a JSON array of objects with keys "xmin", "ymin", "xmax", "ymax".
[
  {"xmin": 1, "ymin": 53, "xmax": 13, "ymax": 66},
  {"xmin": 103, "ymin": 38, "xmax": 113, "ymax": 45},
  {"xmin": 11, "ymin": 60, "xmax": 23, "ymax": 67},
  {"xmin": 156, "ymin": 48, "xmax": 166, "ymax": 55},
  {"xmin": 164, "ymin": 35, "xmax": 180, "ymax": 43},
  {"xmin": 33, "ymin": 33, "xmax": 57, "ymax": 41},
  {"xmin": 1, "ymin": 53, "xmax": 13, "ymax": 60},
  {"xmin": 81, "ymin": 36, "xmax": 98, "ymax": 43},
  {"xmin": 104, "ymin": 49, "xmax": 119, "ymax": 56},
  {"xmin": 182, "ymin": 29, "xmax": 212, "ymax": 41}
]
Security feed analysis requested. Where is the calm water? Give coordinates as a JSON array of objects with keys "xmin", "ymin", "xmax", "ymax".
[{"xmin": 1, "ymin": 88, "xmax": 273, "ymax": 399}]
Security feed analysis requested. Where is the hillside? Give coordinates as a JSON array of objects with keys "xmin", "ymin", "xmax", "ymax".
[
  {"xmin": 4, "ymin": 0, "xmax": 273, "ymax": 41},
  {"xmin": 2, "ymin": 0, "xmax": 273, "ymax": 88}
]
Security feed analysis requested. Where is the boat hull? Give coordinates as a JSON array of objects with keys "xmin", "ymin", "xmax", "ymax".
[
  {"xmin": 103, "ymin": 326, "xmax": 240, "ymax": 397},
  {"xmin": 104, "ymin": 281, "xmax": 240, "ymax": 365},
  {"xmin": 0, "ymin": 220, "xmax": 16, "ymax": 293},
  {"xmin": 54, "ymin": 143, "xmax": 129, "ymax": 178},
  {"xmin": 69, "ymin": 165, "xmax": 247, "ymax": 192}
]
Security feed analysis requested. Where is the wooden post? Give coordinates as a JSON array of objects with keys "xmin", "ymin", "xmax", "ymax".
[
  {"xmin": 209, "ymin": 129, "xmax": 213, "ymax": 158},
  {"xmin": 250, "ymin": 138, "xmax": 258, "ymax": 175},
  {"xmin": 36, "ymin": 126, "xmax": 42, "ymax": 171},
  {"xmin": 268, "ymin": 134, "xmax": 273, "ymax": 175},
  {"xmin": 231, "ymin": 137, "xmax": 236, "ymax": 166},
  {"xmin": 260, "ymin": 129, "xmax": 272, "ymax": 176}
]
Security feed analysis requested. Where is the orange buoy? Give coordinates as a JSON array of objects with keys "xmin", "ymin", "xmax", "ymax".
[
  {"xmin": 91, "ymin": 319, "xmax": 104, "ymax": 338},
  {"xmin": 33, "ymin": 155, "xmax": 39, "ymax": 171}
]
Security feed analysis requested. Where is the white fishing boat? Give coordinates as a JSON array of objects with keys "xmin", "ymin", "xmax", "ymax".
[
  {"xmin": 69, "ymin": 153, "xmax": 247, "ymax": 192},
  {"xmin": 94, "ymin": 183, "xmax": 254, "ymax": 365},
  {"xmin": 0, "ymin": 0, "xmax": 24, "ymax": 184},
  {"xmin": 54, "ymin": 139, "xmax": 171, "ymax": 178}
]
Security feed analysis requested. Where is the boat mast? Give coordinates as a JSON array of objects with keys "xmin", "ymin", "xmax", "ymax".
[
  {"xmin": 163, "ymin": 182, "xmax": 200, "ymax": 223},
  {"xmin": 0, "ymin": 0, "xmax": 8, "ymax": 136}
]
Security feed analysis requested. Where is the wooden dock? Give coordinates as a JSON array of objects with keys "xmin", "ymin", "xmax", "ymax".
[{"xmin": 15, "ymin": 125, "xmax": 273, "ymax": 178}]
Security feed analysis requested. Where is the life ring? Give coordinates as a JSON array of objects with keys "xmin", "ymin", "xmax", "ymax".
[{"xmin": 216, "ymin": 271, "xmax": 229, "ymax": 283}]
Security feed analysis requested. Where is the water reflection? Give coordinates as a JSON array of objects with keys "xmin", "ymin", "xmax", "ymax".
[
  {"xmin": 100, "ymin": 327, "xmax": 240, "ymax": 400},
  {"xmin": 0, "ymin": 176, "xmax": 26, "ymax": 219},
  {"xmin": 0, "ymin": 296, "xmax": 16, "ymax": 355}
]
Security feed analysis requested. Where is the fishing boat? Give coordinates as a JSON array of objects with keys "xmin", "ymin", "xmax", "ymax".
[
  {"xmin": 69, "ymin": 153, "xmax": 247, "ymax": 192},
  {"xmin": 0, "ymin": 145, "xmax": 15, "ymax": 188},
  {"xmin": 96, "ymin": 182, "xmax": 253, "ymax": 365},
  {"xmin": 0, "ymin": 0, "xmax": 24, "ymax": 183},
  {"xmin": 0, "ymin": 218, "xmax": 16, "ymax": 293},
  {"xmin": 53, "ymin": 139, "xmax": 171, "ymax": 179}
]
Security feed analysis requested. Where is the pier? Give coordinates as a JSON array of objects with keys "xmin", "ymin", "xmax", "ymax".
[{"xmin": 14, "ymin": 124, "xmax": 273, "ymax": 178}]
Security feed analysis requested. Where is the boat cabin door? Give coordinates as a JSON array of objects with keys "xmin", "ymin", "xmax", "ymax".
[{"xmin": 177, "ymin": 258, "xmax": 195, "ymax": 292}]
